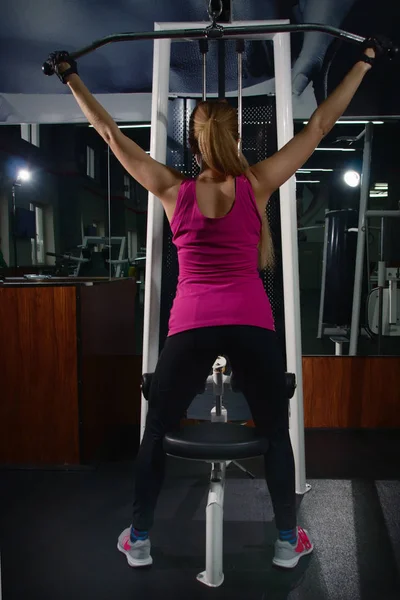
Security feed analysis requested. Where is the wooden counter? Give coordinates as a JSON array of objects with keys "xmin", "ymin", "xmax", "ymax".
[
  {"xmin": 302, "ymin": 356, "xmax": 400, "ymax": 428},
  {"xmin": 0, "ymin": 279, "xmax": 141, "ymax": 465}
]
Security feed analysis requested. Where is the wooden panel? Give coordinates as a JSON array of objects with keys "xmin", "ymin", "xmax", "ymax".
[
  {"xmin": 0, "ymin": 286, "xmax": 80, "ymax": 464},
  {"xmin": 303, "ymin": 357, "xmax": 400, "ymax": 428},
  {"xmin": 80, "ymin": 355, "xmax": 142, "ymax": 462},
  {"xmin": 80, "ymin": 279, "xmax": 137, "ymax": 356},
  {"xmin": 79, "ymin": 279, "xmax": 140, "ymax": 462}
]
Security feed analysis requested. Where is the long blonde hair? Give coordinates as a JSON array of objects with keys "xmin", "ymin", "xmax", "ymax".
[{"xmin": 189, "ymin": 100, "xmax": 274, "ymax": 270}]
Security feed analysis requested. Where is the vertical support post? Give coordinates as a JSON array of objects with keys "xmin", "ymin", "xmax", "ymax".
[
  {"xmin": 273, "ymin": 33, "xmax": 307, "ymax": 495},
  {"xmin": 197, "ymin": 466, "xmax": 226, "ymax": 588},
  {"xmin": 11, "ymin": 184, "xmax": 18, "ymax": 268},
  {"xmin": 140, "ymin": 32, "xmax": 171, "ymax": 440},
  {"xmin": 317, "ymin": 213, "xmax": 329, "ymax": 338},
  {"xmin": 199, "ymin": 40, "xmax": 208, "ymax": 101},
  {"xmin": 107, "ymin": 145, "xmax": 112, "ymax": 280},
  {"xmin": 377, "ymin": 260, "xmax": 386, "ymax": 354},
  {"xmin": 349, "ymin": 123, "xmax": 373, "ymax": 355},
  {"xmin": 236, "ymin": 40, "xmax": 244, "ymax": 153},
  {"xmin": 218, "ymin": 41, "xmax": 226, "ymax": 99}
]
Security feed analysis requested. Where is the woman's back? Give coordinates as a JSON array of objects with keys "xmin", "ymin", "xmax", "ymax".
[{"xmin": 168, "ymin": 174, "xmax": 274, "ymax": 336}]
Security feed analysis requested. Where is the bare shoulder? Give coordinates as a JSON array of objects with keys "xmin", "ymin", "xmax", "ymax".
[
  {"xmin": 162, "ymin": 172, "xmax": 188, "ymax": 222},
  {"xmin": 244, "ymin": 168, "xmax": 270, "ymax": 212}
]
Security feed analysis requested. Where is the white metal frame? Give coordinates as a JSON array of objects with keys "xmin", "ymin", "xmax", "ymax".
[{"xmin": 142, "ymin": 18, "xmax": 307, "ymax": 505}]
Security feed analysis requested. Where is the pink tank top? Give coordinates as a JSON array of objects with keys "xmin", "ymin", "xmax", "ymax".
[{"xmin": 168, "ymin": 174, "xmax": 275, "ymax": 336}]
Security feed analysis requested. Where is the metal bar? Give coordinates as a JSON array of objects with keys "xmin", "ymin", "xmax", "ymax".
[
  {"xmin": 107, "ymin": 145, "xmax": 112, "ymax": 280},
  {"xmin": 236, "ymin": 40, "xmax": 244, "ymax": 153},
  {"xmin": 377, "ymin": 260, "xmax": 386, "ymax": 354},
  {"xmin": 199, "ymin": 39, "xmax": 209, "ymax": 101},
  {"xmin": 218, "ymin": 41, "xmax": 226, "ymax": 99},
  {"xmin": 380, "ymin": 217, "xmax": 385, "ymax": 260},
  {"xmin": 298, "ymin": 225, "xmax": 324, "ymax": 231},
  {"xmin": 389, "ymin": 280, "xmax": 397, "ymax": 324},
  {"xmin": 197, "ymin": 466, "xmax": 225, "ymax": 588},
  {"xmin": 140, "ymin": 32, "xmax": 171, "ymax": 441},
  {"xmin": 365, "ymin": 217, "xmax": 372, "ymax": 294},
  {"xmin": 43, "ymin": 24, "xmax": 366, "ymax": 68},
  {"xmin": 273, "ymin": 32, "xmax": 307, "ymax": 496},
  {"xmin": 11, "ymin": 185, "xmax": 18, "ymax": 268},
  {"xmin": 317, "ymin": 213, "xmax": 329, "ymax": 338},
  {"xmin": 203, "ymin": 53, "xmax": 207, "ymax": 100},
  {"xmin": 365, "ymin": 210, "xmax": 400, "ymax": 218},
  {"xmin": 349, "ymin": 123, "xmax": 373, "ymax": 355}
]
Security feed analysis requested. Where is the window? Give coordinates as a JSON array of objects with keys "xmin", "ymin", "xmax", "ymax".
[
  {"xmin": 21, "ymin": 124, "xmax": 40, "ymax": 147},
  {"xmin": 127, "ymin": 230, "xmax": 138, "ymax": 260},
  {"xmin": 124, "ymin": 174, "xmax": 131, "ymax": 199},
  {"xmin": 86, "ymin": 146, "xmax": 95, "ymax": 179},
  {"xmin": 30, "ymin": 204, "xmax": 45, "ymax": 265}
]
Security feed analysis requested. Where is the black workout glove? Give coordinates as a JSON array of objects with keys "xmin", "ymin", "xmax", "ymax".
[
  {"xmin": 44, "ymin": 51, "xmax": 78, "ymax": 83},
  {"xmin": 360, "ymin": 35, "xmax": 398, "ymax": 66}
]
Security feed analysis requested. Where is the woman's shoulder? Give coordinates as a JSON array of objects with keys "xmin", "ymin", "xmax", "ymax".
[{"xmin": 241, "ymin": 169, "xmax": 257, "ymax": 191}]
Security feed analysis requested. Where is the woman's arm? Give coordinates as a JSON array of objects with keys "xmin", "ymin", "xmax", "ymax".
[
  {"xmin": 249, "ymin": 49, "xmax": 374, "ymax": 206},
  {"xmin": 59, "ymin": 65, "xmax": 184, "ymax": 220}
]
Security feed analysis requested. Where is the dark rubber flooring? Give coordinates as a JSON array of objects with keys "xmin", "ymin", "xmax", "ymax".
[{"xmin": 0, "ymin": 430, "xmax": 399, "ymax": 600}]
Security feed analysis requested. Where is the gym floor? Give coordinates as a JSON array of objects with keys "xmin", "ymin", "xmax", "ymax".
[{"xmin": 1, "ymin": 430, "xmax": 399, "ymax": 600}]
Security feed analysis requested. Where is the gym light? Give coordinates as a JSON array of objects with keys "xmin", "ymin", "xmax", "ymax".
[
  {"xmin": 295, "ymin": 179, "xmax": 321, "ymax": 184},
  {"xmin": 344, "ymin": 170, "xmax": 360, "ymax": 187},
  {"xmin": 17, "ymin": 169, "xmax": 31, "ymax": 182},
  {"xmin": 297, "ymin": 168, "xmax": 334, "ymax": 172},
  {"xmin": 315, "ymin": 148, "xmax": 356, "ymax": 152},
  {"xmin": 89, "ymin": 123, "xmax": 151, "ymax": 129},
  {"xmin": 303, "ymin": 120, "xmax": 384, "ymax": 125}
]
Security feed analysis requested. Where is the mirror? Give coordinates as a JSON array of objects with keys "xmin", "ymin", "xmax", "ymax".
[
  {"xmin": 0, "ymin": 122, "xmax": 110, "ymax": 279},
  {"xmin": 109, "ymin": 123, "xmax": 149, "ymax": 353},
  {"xmin": 297, "ymin": 120, "xmax": 400, "ymax": 357},
  {"xmin": 2, "ymin": 118, "xmax": 398, "ymax": 357}
]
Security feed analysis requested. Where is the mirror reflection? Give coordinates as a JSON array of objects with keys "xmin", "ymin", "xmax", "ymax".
[
  {"xmin": 1, "ymin": 119, "xmax": 399, "ymax": 357},
  {"xmin": 297, "ymin": 120, "xmax": 400, "ymax": 356}
]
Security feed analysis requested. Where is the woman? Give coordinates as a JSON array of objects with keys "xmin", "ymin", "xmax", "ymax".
[{"xmin": 47, "ymin": 38, "xmax": 377, "ymax": 570}]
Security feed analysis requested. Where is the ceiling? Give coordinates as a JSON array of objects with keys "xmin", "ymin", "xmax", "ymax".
[{"xmin": 0, "ymin": 0, "xmax": 398, "ymax": 123}]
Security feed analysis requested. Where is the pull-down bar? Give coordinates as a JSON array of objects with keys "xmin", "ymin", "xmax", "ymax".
[{"xmin": 43, "ymin": 23, "xmax": 367, "ymax": 75}]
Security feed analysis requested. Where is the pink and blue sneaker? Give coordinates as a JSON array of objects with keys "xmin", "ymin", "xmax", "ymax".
[
  {"xmin": 117, "ymin": 527, "xmax": 153, "ymax": 568},
  {"xmin": 273, "ymin": 527, "xmax": 314, "ymax": 569}
]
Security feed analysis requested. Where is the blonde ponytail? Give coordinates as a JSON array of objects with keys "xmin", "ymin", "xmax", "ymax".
[
  {"xmin": 189, "ymin": 100, "xmax": 275, "ymax": 271},
  {"xmin": 197, "ymin": 118, "xmax": 248, "ymax": 177}
]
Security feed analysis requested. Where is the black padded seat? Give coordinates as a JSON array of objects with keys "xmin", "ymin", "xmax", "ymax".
[{"xmin": 163, "ymin": 422, "xmax": 268, "ymax": 461}]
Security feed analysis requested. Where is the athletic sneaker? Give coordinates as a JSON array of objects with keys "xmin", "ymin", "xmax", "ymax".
[
  {"xmin": 117, "ymin": 527, "xmax": 153, "ymax": 568},
  {"xmin": 273, "ymin": 527, "xmax": 313, "ymax": 569}
]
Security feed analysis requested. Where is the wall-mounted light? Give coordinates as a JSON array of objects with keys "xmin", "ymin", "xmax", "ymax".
[
  {"xmin": 343, "ymin": 170, "xmax": 360, "ymax": 188},
  {"xmin": 17, "ymin": 169, "xmax": 31, "ymax": 182}
]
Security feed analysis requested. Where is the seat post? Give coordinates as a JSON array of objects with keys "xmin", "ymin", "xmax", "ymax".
[
  {"xmin": 197, "ymin": 461, "xmax": 226, "ymax": 588},
  {"xmin": 211, "ymin": 357, "xmax": 227, "ymax": 423}
]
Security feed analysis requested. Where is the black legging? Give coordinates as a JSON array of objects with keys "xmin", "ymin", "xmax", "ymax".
[{"xmin": 132, "ymin": 325, "xmax": 296, "ymax": 532}]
